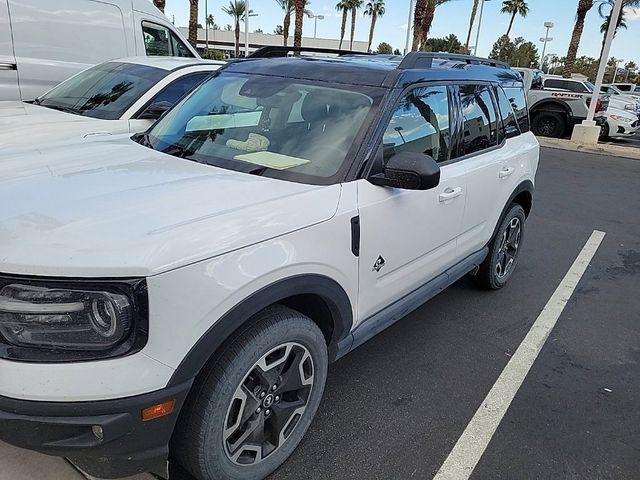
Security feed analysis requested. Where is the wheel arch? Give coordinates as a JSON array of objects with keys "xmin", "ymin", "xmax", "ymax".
[
  {"xmin": 491, "ymin": 180, "xmax": 534, "ymax": 241},
  {"xmin": 530, "ymin": 99, "xmax": 572, "ymax": 118},
  {"xmin": 167, "ymin": 274, "xmax": 353, "ymax": 387}
]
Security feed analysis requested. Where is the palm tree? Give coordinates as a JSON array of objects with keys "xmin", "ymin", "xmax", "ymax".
[
  {"xmin": 364, "ymin": 1, "xmax": 385, "ymax": 52},
  {"xmin": 562, "ymin": 0, "xmax": 594, "ymax": 78},
  {"xmin": 222, "ymin": 0, "xmax": 255, "ymax": 57},
  {"xmin": 348, "ymin": 1, "xmax": 364, "ymax": 50},
  {"xmin": 293, "ymin": 0, "xmax": 306, "ymax": 48},
  {"xmin": 336, "ymin": 0, "xmax": 351, "ymax": 49},
  {"xmin": 188, "ymin": 0, "xmax": 198, "ymax": 48},
  {"xmin": 412, "ymin": 0, "xmax": 452, "ymax": 51},
  {"xmin": 275, "ymin": 0, "xmax": 311, "ymax": 47},
  {"xmin": 465, "ymin": 0, "xmax": 480, "ymax": 52},
  {"xmin": 153, "ymin": 0, "xmax": 165, "ymax": 13},
  {"xmin": 500, "ymin": 0, "xmax": 529, "ymax": 38}
]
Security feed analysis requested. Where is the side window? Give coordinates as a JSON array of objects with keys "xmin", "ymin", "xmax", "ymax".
[
  {"xmin": 150, "ymin": 72, "xmax": 210, "ymax": 107},
  {"xmin": 142, "ymin": 22, "xmax": 194, "ymax": 57},
  {"xmin": 504, "ymin": 86, "xmax": 530, "ymax": 133},
  {"xmin": 570, "ymin": 82, "xmax": 588, "ymax": 93},
  {"xmin": 544, "ymin": 79, "xmax": 564, "ymax": 90},
  {"xmin": 459, "ymin": 84, "xmax": 498, "ymax": 156},
  {"xmin": 496, "ymin": 86, "xmax": 520, "ymax": 139},
  {"xmin": 382, "ymin": 85, "xmax": 451, "ymax": 163}
]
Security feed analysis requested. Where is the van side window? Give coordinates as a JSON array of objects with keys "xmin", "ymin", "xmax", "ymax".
[
  {"xmin": 458, "ymin": 84, "xmax": 498, "ymax": 156},
  {"xmin": 382, "ymin": 86, "xmax": 451, "ymax": 163},
  {"xmin": 142, "ymin": 22, "xmax": 194, "ymax": 57},
  {"xmin": 503, "ymin": 86, "xmax": 529, "ymax": 133},
  {"xmin": 496, "ymin": 86, "xmax": 520, "ymax": 139}
]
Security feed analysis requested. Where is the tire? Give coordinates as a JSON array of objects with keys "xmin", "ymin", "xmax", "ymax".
[
  {"xmin": 172, "ymin": 305, "xmax": 328, "ymax": 480},
  {"xmin": 474, "ymin": 204, "xmax": 526, "ymax": 290},
  {"xmin": 599, "ymin": 121, "xmax": 610, "ymax": 140},
  {"xmin": 531, "ymin": 111, "xmax": 567, "ymax": 138}
]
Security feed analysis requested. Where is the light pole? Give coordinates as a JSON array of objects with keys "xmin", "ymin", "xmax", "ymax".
[
  {"xmin": 540, "ymin": 21, "xmax": 553, "ymax": 71},
  {"xmin": 612, "ymin": 58, "xmax": 624, "ymax": 83},
  {"xmin": 244, "ymin": 0, "xmax": 250, "ymax": 57},
  {"xmin": 404, "ymin": 0, "xmax": 414, "ymax": 55},
  {"xmin": 309, "ymin": 14, "xmax": 325, "ymax": 38},
  {"xmin": 204, "ymin": 0, "xmax": 208, "ymax": 52},
  {"xmin": 473, "ymin": 0, "xmax": 491, "ymax": 56}
]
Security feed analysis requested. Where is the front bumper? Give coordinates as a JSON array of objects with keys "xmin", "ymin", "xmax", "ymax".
[{"xmin": 0, "ymin": 380, "xmax": 192, "ymax": 479}]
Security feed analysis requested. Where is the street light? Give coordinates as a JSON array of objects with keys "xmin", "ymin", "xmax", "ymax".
[
  {"xmin": 308, "ymin": 13, "xmax": 325, "ymax": 38},
  {"xmin": 612, "ymin": 58, "xmax": 624, "ymax": 83},
  {"xmin": 404, "ymin": 0, "xmax": 414, "ymax": 55},
  {"xmin": 473, "ymin": 0, "xmax": 491, "ymax": 56},
  {"xmin": 244, "ymin": 0, "xmax": 250, "ymax": 57},
  {"xmin": 539, "ymin": 21, "xmax": 553, "ymax": 71}
]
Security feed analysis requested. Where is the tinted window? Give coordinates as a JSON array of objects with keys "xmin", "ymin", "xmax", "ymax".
[
  {"xmin": 544, "ymin": 79, "xmax": 567, "ymax": 90},
  {"xmin": 142, "ymin": 22, "xmax": 194, "ymax": 57},
  {"xmin": 37, "ymin": 62, "xmax": 168, "ymax": 120},
  {"xmin": 382, "ymin": 86, "xmax": 451, "ymax": 163},
  {"xmin": 459, "ymin": 85, "xmax": 498, "ymax": 156},
  {"xmin": 496, "ymin": 87, "xmax": 520, "ymax": 139},
  {"xmin": 150, "ymin": 72, "xmax": 211, "ymax": 107},
  {"xmin": 504, "ymin": 86, "xmax": 529, "ymax": 133}
]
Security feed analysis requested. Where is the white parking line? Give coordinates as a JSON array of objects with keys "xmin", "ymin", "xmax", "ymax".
[{"xmin": 433, "ymin": 230, "xmax": 606, "ymax": 480}]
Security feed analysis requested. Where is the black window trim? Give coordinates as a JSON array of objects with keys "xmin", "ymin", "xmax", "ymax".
[
  {"xmin": 495, "ymin": 84, "xmax": 521, "ymax": 142},
  {"xmin": 141, "ymin": 20, "xmax": 194, "ymax": 58}
]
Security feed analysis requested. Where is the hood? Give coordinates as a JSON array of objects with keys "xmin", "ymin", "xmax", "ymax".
[
  {"xmin": 606, "ymin": 106, "xmax": 638, "ymax": 120},
  {"xmin": 0, "ymin": 103, "xmax": 118, "ymax": 148},
  {"xmin": 0, "ymin": 136, "xmax": 341, "ymax": 277}
]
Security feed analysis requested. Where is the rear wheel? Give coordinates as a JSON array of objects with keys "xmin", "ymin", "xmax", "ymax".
[
  {"xmin": 531, "ymin": 111, "xmax": 567, "ymax": 138},
  {"xmin": 172, "ymin": 305, "xmax": 328, "ymax": 480},
  {"xmin": 599, "ymin": 121, "xmax": 610, "ymax": 140},
  {"xmin": 475, "ymin": 204, "xmax": 526, "ymax": 290}
]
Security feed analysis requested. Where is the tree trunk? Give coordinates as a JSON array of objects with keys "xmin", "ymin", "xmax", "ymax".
[
  {"xmin": 283, "ymin": 11, "xmax": 291, "ymax": 46},
  {"xmin": 153, "ymin": 0, "xmax": 165, "ymax": 13},
  {"xmin": 188, "ymin": 0, "xmax": 198, "ymax": 49},
  {"xmin": 234, "ymin": 19, "xmax": 240, "ymax": 57},
  {"xmin": 563, "ymin": 1, "xmax": 593, "ymax": 78},
  {"xmin": 339, "ymin": 10, "xmax": 347, "ymax": 49},
  {"xmin": 412, "ymin": 0, "xmax": 428, "ymax": 51},
  {"xmin": 293, "ymin": 0, "xmax": 304, "ymax": 48},
  {"xmin": 367, "ymin": 13, "xmax": 377, "ymax": 52},
  {"xmin": 505, "ymin": 11, "xmax": 516, "ymax": 38},
  {"xmin": 349, "ymin": 6, "xmax": 357, "ymax": 50},
  {"xmin": 465, "ymin": 0, "xmax": 479, "ymax": 51},
  {"xmin": 419, "ymin": 0, "xmax": 436, "ymax": 51}
]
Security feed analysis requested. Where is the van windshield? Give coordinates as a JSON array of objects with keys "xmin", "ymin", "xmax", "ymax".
[
  {"xmin": 143, "ymin": 72, "xmax": 383, "ymax": 184},
  {"xmin": 35, "ymin": 62, "xmax": 168, "ymax": 120}
]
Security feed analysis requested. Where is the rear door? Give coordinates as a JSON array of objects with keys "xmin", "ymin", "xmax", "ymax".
[{"xmin": 0, "ymin": 0, "xmax": 19, "ymax": 100}]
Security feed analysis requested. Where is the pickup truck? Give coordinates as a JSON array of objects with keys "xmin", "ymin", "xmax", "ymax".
[{"xmin": 514, "ymin": 68, "xmax": 608, "ymax": 138}]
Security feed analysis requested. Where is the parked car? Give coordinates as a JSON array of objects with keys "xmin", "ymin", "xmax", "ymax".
[
  {"xmin": 611, "ymin": 82, "xmax": 638, "ymax": 94},
  {"xmin": 514, "ymin": 68, "xmax": 608, "ymax": 138},
  {"xmin": 598, "ymin": 107, "xmax": 639, "ymax": 140},
  {"xmin": 0, "ymin": 57, "xmax": 222, "ymax": 148},
  {"xmin": 0, "ymin": 0, "xmax": 198, "ymax": 102},
  {"xmin": 600, "ymin": 83, "xmax": 640, "ymax": 109},
  {"xmin": 0, "ymin": 49, "xmax": 539, "ymax": 480}
]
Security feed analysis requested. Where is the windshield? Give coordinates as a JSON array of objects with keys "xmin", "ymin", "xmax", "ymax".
[
  {"xmin": 144, "ymin": 72, "xmax": 381, "ymax": 184},
  {"xmin": 36, "ymin": 62, "xmax": 168, "ymax": 120},
  {"xmin": 583, "ymin": 81, "xmax": 595, "ymax": 93}
]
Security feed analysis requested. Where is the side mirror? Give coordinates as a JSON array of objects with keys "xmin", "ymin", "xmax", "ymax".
[
  {"xmin": 370, "ymin": 151, "xmax": 440, "ymax": 190},
  {"xmin": 138, "ymin": 100, "xmax": 173, "ymax": 120}
]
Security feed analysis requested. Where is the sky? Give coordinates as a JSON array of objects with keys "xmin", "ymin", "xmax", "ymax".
[{"xmin": 161, "ymin": 0, "xmax": 640, "ymax": 66}]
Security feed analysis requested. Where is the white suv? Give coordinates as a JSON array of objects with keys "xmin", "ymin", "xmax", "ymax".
[{"xmin": 0, "ymin": 49, "xmax": 539, "ymax": 480}]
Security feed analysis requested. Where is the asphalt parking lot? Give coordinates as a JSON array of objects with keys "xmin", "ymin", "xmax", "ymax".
[
  {"xmin": 2, "ymin": 146, "xmax": 639, "ymax": 480},
  {"xmin": 601, "ymin": 131, "xmax": 640, "ymax": 149}
]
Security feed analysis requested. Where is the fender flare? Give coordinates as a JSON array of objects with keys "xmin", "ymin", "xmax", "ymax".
[
  {"xmin": 167, "ymin": 274, "xmax": 353, "ymax": 387},
  {"xmin": 530, "ymin": 99, "xmax": 572, "ymax": 119},
  {"xmin": 490, "ymin": 180, "xmax": 534, "ymax": 241}
]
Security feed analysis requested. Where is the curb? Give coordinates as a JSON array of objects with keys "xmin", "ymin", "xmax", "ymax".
[{"xmin": 537, "ymin": 137, "xmax": 640, "ymax": 160}]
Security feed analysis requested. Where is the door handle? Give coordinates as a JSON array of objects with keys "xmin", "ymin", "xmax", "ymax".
[
  {"xmin": 0, "ymin": 63, "xmax": 17, "ymax": 71},
  {"xmin": 438, "ymin": 187, "xmax": 463, "ymax": 202},
  {"xmin": 499, "ymin": 167, "xmax": 515, "ymax": 179}
]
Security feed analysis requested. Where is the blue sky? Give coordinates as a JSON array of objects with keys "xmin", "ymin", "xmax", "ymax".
[{"xmin": 162, "ymin": 0, "xmax": 639, "ymax": 64}]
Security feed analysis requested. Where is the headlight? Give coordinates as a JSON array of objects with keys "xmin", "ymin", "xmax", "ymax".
[
  {"xmin": 610, "ymin": 115, "xmax": 632, "ymax": 123},
  {"xmin": 0, "ymin": 277, "xmax": 147, "ymax": 362},
  {"xmin": 624, "ymin": 104, "xmax": 635, "ymax": 111}
]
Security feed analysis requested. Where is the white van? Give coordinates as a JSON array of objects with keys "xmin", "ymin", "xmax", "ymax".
[{"xmin": 0, "ymin": 0, "xmax": 198, "ymax": 101}]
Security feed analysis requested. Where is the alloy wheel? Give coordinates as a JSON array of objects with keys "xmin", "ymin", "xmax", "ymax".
[{"xmin": 495, "ymin": 217, "xmax": 521, "ymax": 279}]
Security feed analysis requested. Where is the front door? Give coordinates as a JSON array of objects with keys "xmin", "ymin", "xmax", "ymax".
[
  {"xmin": 0, "ymin": 0, "xmax": 19, "ymax": 101},
  {"xmin": 356, "ymin": 84, "xmax": 468, "ymax": 322}
]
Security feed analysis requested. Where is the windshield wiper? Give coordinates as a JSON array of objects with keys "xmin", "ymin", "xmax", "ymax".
[{"xmin": 40, "ymin": 103, "xmax": 83, "ymax": 115}]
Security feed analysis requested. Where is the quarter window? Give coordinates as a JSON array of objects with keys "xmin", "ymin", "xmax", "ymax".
[
  {"xmin": 503, "ymin": 86, "xmax": 529, "ymax": 133},
  {"xmin": 459, "ymin": 84, "xmax": 498, "ymax": 156},
  {"xmin": 496, "ymin": 86, "xmax": 520, "ymax": 139},
  {"xmin": 382, "ymin": 86, "xmax": 451, "ymax": 163},
  {"xmin": 142, "ymin": 22, "xmax": 194, "ymax": 57}
]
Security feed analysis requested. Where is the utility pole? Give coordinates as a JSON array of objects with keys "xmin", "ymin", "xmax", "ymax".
[{"xmin": 404, "ymin": 0, "xmax": 414, "ymax": 55}]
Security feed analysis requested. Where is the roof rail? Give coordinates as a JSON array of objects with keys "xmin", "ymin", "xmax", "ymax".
[
  {"xmin": 248, "ymin": 46, "xmax": 371, "ymax": 58},
  {"xmin": 398, "ymin": 52, "xmax": 509, "ymax": 70}
]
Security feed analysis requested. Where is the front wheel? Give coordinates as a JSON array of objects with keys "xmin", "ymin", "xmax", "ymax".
[
  {"xmin": 531, "ymin": 111, "xmax": 567, "ymax": 138},
  {"xmin": 599, "ymin": 121, "xmax": 610, "ymax": 140},
  {"xmin": 474, "ymin": 204, "xmax": 526, "ymax": 290},
  {"xmin": 172, "ymin": 305, "xmax": 328, "ymax": 480}
]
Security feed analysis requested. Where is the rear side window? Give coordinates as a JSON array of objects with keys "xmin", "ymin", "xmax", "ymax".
[
  {"xmin": 496, "ymin": 86, "xmax": 520, "ymax": 139},
  {"xmin": 382, "ymin": 85, "xmax": 451, "ymax": 163},
  {"xmin": 149, "ymin": 72, "xmax": 211, "ymax": 107},
  {"xmin": 142, "ymin": 22, "xmax": 194, "ymax": 57},
  {"xmin": 458, "ymin": 84, "xmax": 498, "ymax": 156},
  {"xmin": 503, "ymin": 86, "xmax": 529, "ymax": 133}
]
